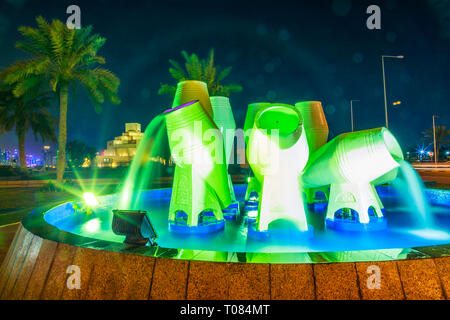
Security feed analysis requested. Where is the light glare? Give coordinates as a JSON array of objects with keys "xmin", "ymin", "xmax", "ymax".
[
  {"xmin": 83, "ymin": 192, "xmax": 99, "ymax": 207},
  {"xmin": 84, "ymin": 218, "xmax": 100, "ymax": 232}
]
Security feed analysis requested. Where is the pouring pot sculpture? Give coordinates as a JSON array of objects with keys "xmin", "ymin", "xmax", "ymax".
[
  {"xmin": 295, "ymin": 101, "xmax": 330, "ymax": 204},
  {"xmin": 172, "ymin": 80, "xmax": 213, "ymax": 118},
  {"xmin": 248, "ymin": 104, "xmax": 310, "ymax": 233},
  {"xmin": 302, "ymin": 127, "xmax": 404, "ymax": 231},
  {"xmin": 164, "ymin": 100, "xmax": 232, "ymax": 233},
  {"xmin": 210, "ymin": 96, "xmax": 238, "ymax": 216}
]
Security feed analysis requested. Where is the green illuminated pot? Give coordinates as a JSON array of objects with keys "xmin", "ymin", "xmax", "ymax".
[
  {"xmin": 294, "ymin": 101, "xmax": 329, "ymax": 153},
  {"xmin": 243, "ymin": 102, "xmax": 291, "ymax": 202},
  {"xmin": 164, "ymin": 100, "xmax": 232, "ymax": 227},
  {"xmin": 243, "ymin": 103, "xmax": 270, "ymax": 201},
  {"xmin": 302, "ymin": 127, "xmax": 404, "ymax": 223},
  {"xmin": 172, "ymin": 80, "xmax": 213, "ymax": 118},
  {"xmin": 295, "ymin": 101, "xmax": 330, "ymax": 204},
  {"xmin": 243, "ymin": 102, "xmax": 271, "ymax": 144},
  {"xmin": 248, "ymin": 104, "xmax": 309, "ymax": 232},
  {"xmin": 210, "ymin": 96, "xmax": 237, "ymax": 202}
]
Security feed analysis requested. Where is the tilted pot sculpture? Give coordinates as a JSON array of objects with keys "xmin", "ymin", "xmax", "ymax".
[
  {"xmin": 247, "ymin": 104, "xmax": 310, "ymax": 233},
  {"xmin": 295, "ymin": 101, "xmax": 330, "ymax": 204},
  {"xmin": 172, "ymin": 80, "xmax": 213, "ymax": 118},
  {"xmin": 243, "ymin": 102, "xmax": 271, "ymax": 203},
  {"xmin": 294, "ymin": 101, "xmax": 329, "ymax": 152},
  {"xmin": 164, "ymin": 100, "xmax": 232, "ymax": 233},
  {"xmin": 302, "ymin": 127, "xmax": 404, "ymax": 231},
  {"xmin": 210, "ymin": 96, "xmax": 238, "ymax": 218}
]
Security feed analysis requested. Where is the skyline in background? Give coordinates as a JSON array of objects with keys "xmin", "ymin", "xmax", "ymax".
[{"xmin": 0, "ymin": 0, "xmax": 449, "ymax": 155}]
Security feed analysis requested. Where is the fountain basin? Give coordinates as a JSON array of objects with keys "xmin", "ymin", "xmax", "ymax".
[{"xmin": 1, "ymin": 185, "xmax": 449, "ymax": 300}]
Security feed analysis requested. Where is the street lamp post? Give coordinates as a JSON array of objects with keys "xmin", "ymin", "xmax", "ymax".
[
  {"xmin": 382, "ymin": 55, "xmax": 404, "ymax": 129},
  {"xmin": 433, "ymin": 115, "xmax": 439, "ymax": 164},
  {"xmin": 350, "ymin": 99, "xmax": 360, "ymax": 132}
]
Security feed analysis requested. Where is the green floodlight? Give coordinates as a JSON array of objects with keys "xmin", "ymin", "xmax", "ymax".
[
  {"xmin": 210, "ymin": 96, "xmax": 238, "ymax": 216},
  {"xmin": 164, "ymin": 100, "xmax": 232, "ymax": 233},
  {"xmin": 247, "ymin": 104, "xmax": 310, "ymax": 233},
  {"xmin": 302, "ymin": 127, "xmax": 404, "ymax": 230}
]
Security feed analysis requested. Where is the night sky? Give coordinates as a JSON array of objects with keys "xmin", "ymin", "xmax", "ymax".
[{"xmin": 0, "ymin": 0, "xmax": 449, "ymax": 154}]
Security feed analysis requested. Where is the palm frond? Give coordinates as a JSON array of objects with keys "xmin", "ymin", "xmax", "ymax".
[
  {"xmin": 158, "ymin": 84, "xmax": 176, "ymax": 96},
  {"xmin": 159, "ymin": 48, "xmax": 241, "ymax": 97}
]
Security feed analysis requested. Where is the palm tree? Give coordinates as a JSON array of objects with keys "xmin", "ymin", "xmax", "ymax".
[
  {"xmin": 422, "ymin": 125, "xmax": 450, "ymax": 161},
  {"xmin": 0, "ymin": 82, "xmax": 57, "ymax": 168},
  {"xmin": 158, "ymin": 48, "xmax": 242, "ymax": 97},
  {"xmin": 1, "ymin": 16, "xmax": 120, "ymax": 182}
]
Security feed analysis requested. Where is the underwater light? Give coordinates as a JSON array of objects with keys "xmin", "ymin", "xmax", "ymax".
[
  {"xmin": 84, "ymin": 218, "xmax": 100, "ymax": 233},
  {"xmin": 247, "ymin": 209, "xmax": 258, "ymax": 219},
  {"xmin": 83, "ymin": 192, "xmax": 99, "ymax": 207},
  {"xmin": 112, "ymin": 210, "xmax": 158, "ymax": 246}
]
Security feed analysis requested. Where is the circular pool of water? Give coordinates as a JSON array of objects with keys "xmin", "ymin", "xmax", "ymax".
[{"xmin": 31, "ymin": 185, "xmax": 450, "ymax": 264}]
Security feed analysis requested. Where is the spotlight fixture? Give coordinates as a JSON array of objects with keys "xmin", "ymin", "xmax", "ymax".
[{"xmin": 112, "ymin": 210, "xmax": 158, "ymax": 246}]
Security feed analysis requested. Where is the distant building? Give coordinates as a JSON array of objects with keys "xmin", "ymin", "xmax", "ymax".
[
  {"xmin": 96, "ymin": 123, "xmax": 144, "ymax": 168},
  {"xmin": 5, "ymin": 150, "xmax": 10, "ymax": 164},
  {"xmin": 42, "ymin": 145, "xmax": 56, "ymax": 167}
]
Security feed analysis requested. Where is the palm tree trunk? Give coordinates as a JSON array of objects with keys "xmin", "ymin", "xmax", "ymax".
[
  {"xmin": 56, "ymin": 83, "xmax": 69, "ymax": 183},
  {"xmin": 436, "ymin": 142, "xmax": 440, "ymax": 162},
  {"xmin": 18, "ymin": 133, "xmax": 26, "ymax": 168}
]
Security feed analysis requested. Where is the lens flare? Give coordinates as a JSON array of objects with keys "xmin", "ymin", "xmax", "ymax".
[{"xmin": 83, "ymin": 192, "xmax": 99, "ymax": 207}]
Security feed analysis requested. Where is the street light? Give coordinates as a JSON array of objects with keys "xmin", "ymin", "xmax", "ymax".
[
  {"xmin": 433, "ymin": 115, "xmax": 439, "ymax": 164},
  {"xmin": 350, "ymin": 99, "xmax": 360, "ymax": 132},
  {"xmin": 382, "ymin": 55, "xmax": 404, "ymax": 129}
]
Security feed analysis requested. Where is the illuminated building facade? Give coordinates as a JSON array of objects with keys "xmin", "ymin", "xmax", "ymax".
[{"xmin": 97, "ymin": 123, "xmax": 144, "ymax": 168}]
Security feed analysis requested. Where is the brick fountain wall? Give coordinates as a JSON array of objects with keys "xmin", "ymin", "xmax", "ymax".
[{"xmin": 0, "ymin": 224, "xmax": 449, "ymax": 300}]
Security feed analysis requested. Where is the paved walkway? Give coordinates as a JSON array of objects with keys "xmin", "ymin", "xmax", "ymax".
[
  {"xmin": 0, "ymin": 187, "xmax": 73, "ymax": 265},
  {"xmin": 0, "ymin": 223, "xmax": 19, "ymax": 266}
]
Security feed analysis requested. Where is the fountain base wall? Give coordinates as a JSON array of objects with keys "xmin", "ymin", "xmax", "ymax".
[{"xmin": 1, "ymin": 224, "xmax": 449, "ymax": 300}]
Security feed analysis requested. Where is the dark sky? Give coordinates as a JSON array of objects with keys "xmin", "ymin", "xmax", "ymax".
[{"xmin": 0, "ymin": 0, "xmax": 449, "ymax": 154}]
